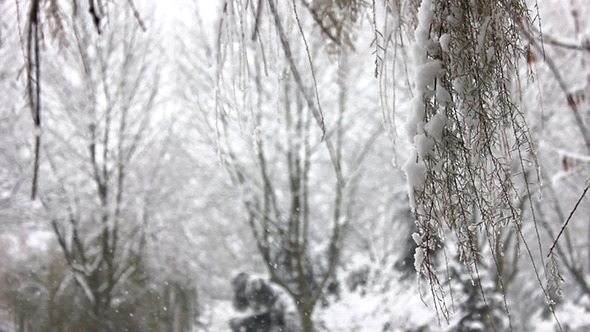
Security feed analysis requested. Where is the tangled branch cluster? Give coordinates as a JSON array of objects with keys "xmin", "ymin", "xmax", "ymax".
[
  {"xmin": 20, "ymin": 0, "xmax": 145, "ymax": 199},
  {"xmin": 403, "ymin": 0, "xmax": 539, "ymax": 316}
]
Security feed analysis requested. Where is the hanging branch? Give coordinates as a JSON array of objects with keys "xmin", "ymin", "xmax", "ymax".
[
  {"xmin": 298, "ymin": 0, "xmax": 342, "ymax": 46},
  {"xmin": 266, "ymin": 0, "xmax": 325, "ymax": 137},
  {"xmin": 88, "ymin": 0, "xmax": 102, "ymax": 33},
  {"xmin": 548, "ymin": 183, "xmax": 590, "ymax": 257},
  {"xmin": 251, "ymin": 0, "xmax": 264, "ymax": 41},
  {"xmin": 26, "ymin": 0, "xmax": 42, "ymax": 200},
  {"xmin": 266, "ymin": 0, "xmax": 345, "ymax": 187},
  {"xmin": 531, "ymin": 29, "xmax": 590, "ymax": 52},
  {"xmin": 125, "ymin": 0, "xmax": 147, "ymax": 32},
  {"xmin": 505, "ymin": 2, "xmax": 590, "ymax": 154},
  {"xmin": 22, "ymin": 0, "xmax": 150, "ymax": 200}
]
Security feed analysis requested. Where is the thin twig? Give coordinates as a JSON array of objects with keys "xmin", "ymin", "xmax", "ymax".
[
  {"xmin": 266, "ymin": 0, "xmax": 324, "ymax": 134},
  {"xmin": 299, "ymin": 0, "xmax": 342, "ymax": 46},
  {"xmin": 548, "ymin": 183, "xmax": 590, "ymax": 257},
  {"xmin": 126, "ymin": 0, "xmax": 147, "ymax": 32},
  {"xmin": 88, "ymin": 0, "xmax": 102, "ymax": 33},
  {"xmin": 27, "ymin": 0, "xmax": 42, "ymax": 200},
  {"xmin": 251, "ymin": 0, "xmax": 264, "ymax": 41},
  {"xmin": 532, "ymin": 30, "xmax": 590, "ymax": 52},
  {"xmin": 291, "ymin": 0, "xmax": 326, "ymax": 140},
  {"xmin": 511, "ymin": 11, "xmax": 590, "ymax": 154}
]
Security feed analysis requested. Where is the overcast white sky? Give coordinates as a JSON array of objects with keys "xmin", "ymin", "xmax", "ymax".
[{"xmin": 153, "ymin": 0, "xmax": 220, "ymax": 32}]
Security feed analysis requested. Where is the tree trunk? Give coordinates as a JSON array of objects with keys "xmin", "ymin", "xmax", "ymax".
[{"xmin": 298, "ymin": 305, "xmax": 314, "ymax": 332}]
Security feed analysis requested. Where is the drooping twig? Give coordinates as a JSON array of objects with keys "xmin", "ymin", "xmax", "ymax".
[
  {"xmin": 548, "ymin": 183, "xmax": 590, "ymax": 257},
  {"xmin": 266, "ymin": 0, "xmax": 345, "ymax": 187},
  {"xmin": 266, "ymin": 0, "xmax": 325, "ymax": 136},
  {"xmin": 88, "ymin": 0, "xmax": 102, "ymax": 33},
  {"xmin": 27, "ymin": 0, "xmax": 42, "ymax": 200},
  {"xmin": 299, "ymin": 0, "xmax": 342, "ymax": 46},
  {"xmin": 126, "ymin": 0, "xmax": 147, "ymax": 32},
  {"xmin": 251, "ymin": 0, "xmax": 264, "ymax": 41},
  {"xmin": 533, "ymin": 30, "xmax": 590, "ymax": 52},
  {"xmin": 508, "ymin": 5, "xmax": 590, "ymax": 154},
  {"xmin": 291, "ymin": 0, "xmax": 325, "ymax": 139}
]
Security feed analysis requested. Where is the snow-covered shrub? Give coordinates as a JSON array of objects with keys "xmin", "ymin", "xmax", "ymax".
[{"xmin": 229, "ymin": 272, "xmax": 301, "ymax": 332}]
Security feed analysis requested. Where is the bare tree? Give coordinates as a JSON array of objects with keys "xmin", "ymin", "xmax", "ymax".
[
  {"xmin": 20, "ymin": 2, "xmax": 197, "ymax": 330},
  {"xmin": 189, "ymin": 2, "xmax": 387, "ymax": 329}
]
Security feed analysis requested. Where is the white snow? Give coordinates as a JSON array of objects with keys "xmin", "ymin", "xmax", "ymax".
[
  {"xmin": 436, "ymin": 84, "xmax": 452, "ymax": 106},
  {"xmin": 415, "ymin": 60, "xmax": 443, "ymax": 91},
  {"xmin": 414, "ymin": 247, "xmax": 425, "ymax": 273},
  {"xmin": 412, "ymin": 232, "xmax": 423, "ymax": 246},
  {"xmin": 402, "ymin": 153, "xmax": 426, "ymax": 210},
  {"xmin": 439, "ymin": 33, "xmax": 451, "ymax": 53},
  {"xmin": 424, "ymin": 112, "xmax": 447, "ymax": 141},
  {"xmin": 25, "ymin": 231, "xmax": 53, "ymax": 251},
  {"xmin": 404, "ymin": 0, "xmax": 441, "ymax": 210},
  {"xmin": 452, "ymin": 77, "xmax": 464, "ymax": 94},
  {"xmin": 477, "ymin": 16, "xmax": 492, "ymax": 55},
  {"xmin": 403, "ymin": 153, "xmax": 427, "ymax": 189},
  {"xmin": 406, "ymin": 99, "xmax": 426, "ymax": 139},
  {"xmin": 414, "ymin": 133, "xmax": 434, "ymax": 159},
  {"xmin": 532, "ymin": 299, "xmax": 590, "ymax": 331},
  {"xmin": 320, "ymin": 267, "xmax": 442, "ymax": 332}
]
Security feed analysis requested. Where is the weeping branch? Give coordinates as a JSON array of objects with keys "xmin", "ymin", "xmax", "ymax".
[
  {"xmin": 548, "ymin": 183, "xmax": 590, "ymax": 257},
  {"xmin": 26, "ymin": 0, "xmax": 42, "ymax": 200},
  {"xmin": 511, "ymin": 12, "xmax": 590, "ymax": 154}
]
